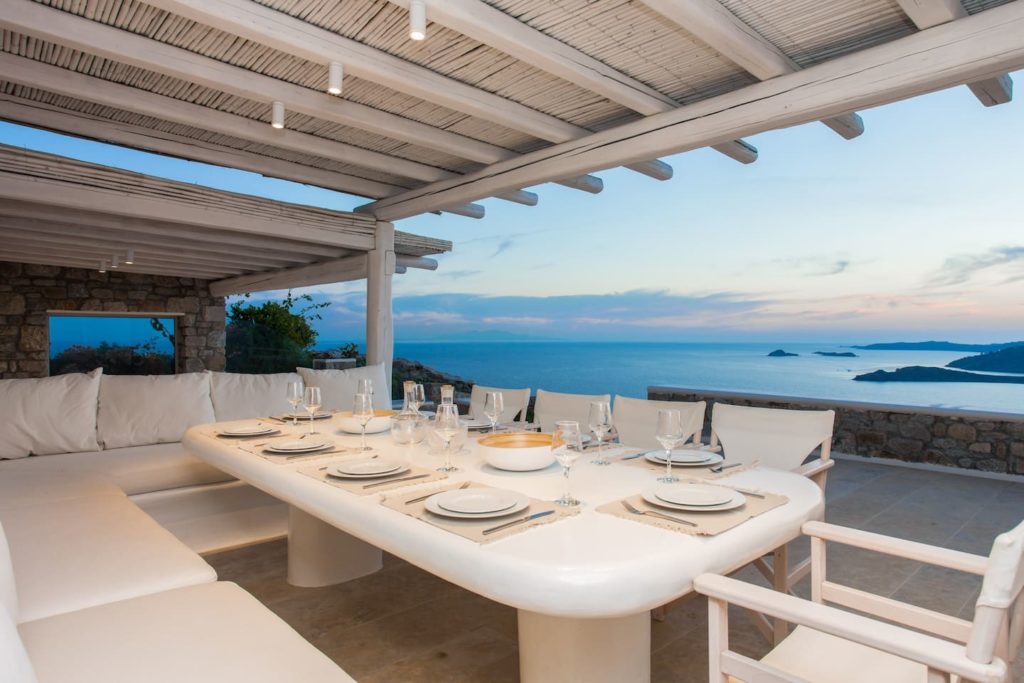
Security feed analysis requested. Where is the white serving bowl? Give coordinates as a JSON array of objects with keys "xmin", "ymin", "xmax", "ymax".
[
  {"xmin": 335, "ymin": 409, "xmax": 396, "ymax": 434},
  {"xmin": 478, "ymin": 432, "xmax": 555, "ymax": 472}
]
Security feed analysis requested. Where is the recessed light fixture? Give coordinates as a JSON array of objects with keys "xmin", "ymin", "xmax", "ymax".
[
  {"xmin": 409, "ymin": 0, "xmax": 426, "ymax": 41},
  {"xmin": 125, "ymin": 248, "xmax": 135, "ymax": 265},
  {"xmin": 110, "ymin": 254, "xmax": 119, "ymax": 269},
  {"xmin": 271, "ymin": 101, "xmax": 285, "ymax": 129},
  {"xmin": 98, "ymin": 260, "xmax": 107, "ymax": 273},
  {"xmin": 328, "ymin": 61, "xmax": 344, "ymax": 96}
]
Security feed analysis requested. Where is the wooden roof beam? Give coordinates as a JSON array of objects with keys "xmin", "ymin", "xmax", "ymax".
[
  {"xmin": 895, "ymin": 0, "xmax": 1012, "ymax": 106},
  {"xmin": 209, "ymin": 255, "xmax": 369, "ymax": 297},
  {"xmin": 638, "ymin": 0, "xmax": 864, "ymax": 140},
  {"xmin": 1, "ymin": 250, "xmax": 232, "ymax": 280},
  {"xmin": 359, "ymin": 1, "xmax": 1024, "ymax": 221}
]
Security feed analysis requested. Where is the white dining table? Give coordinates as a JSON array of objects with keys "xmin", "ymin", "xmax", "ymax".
[{"xmin": 184, "ymin": 419, "xmax": 824, "ymax": 683}]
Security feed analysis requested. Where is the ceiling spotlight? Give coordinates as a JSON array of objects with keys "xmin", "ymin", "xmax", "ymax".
[
  {"xmin": 409, "ymin": 0, "xmax": 426, "ymax": 41},
  {"xmin": 271, "ymin": 101, "xmax": 285, "ymax": 129},
  {"xmin": 328, "ymin": 61, "xmax": 344, "ymax": 96},
  {"xmin": 125, "ymin": 248, "xmax": 135, "ymax": 265},
  {"xmin": 110, "ymin": 254, "xmax": 119, "ymax": 269},
  {"xmin": 98, "ymin": 260, "xmax": 107, "ymax": 274}
]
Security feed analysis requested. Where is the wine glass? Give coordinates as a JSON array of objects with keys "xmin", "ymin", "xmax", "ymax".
[
  {"xmin": 483, "ymin": 391, "xmax": 504, "ymax": 432},
  {"xmin": 433, "ymin": 403, "xmax": 461, "ymax": 472},
  {"xmin": 656, "ymin": 409, "xmax": 685, "ymax": 483},
  {"xmin": 286, "ymin": 380, "xmax": 304, "ymax": 428},
  {"xmin": 357, "ymin": 378, "xmax": 373, "ymax": 402},
  {"xmin": 303, "ymin": 386, "xmax": 322, "ymax": 437},
  {"xmin": 553, "ymin": 420, "xmax": 583, "ymax": 507},
  {"xmin": 353, "ymin": 393, "xmax": 375, "ymax": 452},
  {"xmin": 588, "ymin": 400, "xmax": 613, "ymax": 466}
]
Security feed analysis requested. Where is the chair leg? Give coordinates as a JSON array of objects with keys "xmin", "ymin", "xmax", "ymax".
[{"xmin": 772, "ymin": 545, "xmax": 789, "ymax": 645}]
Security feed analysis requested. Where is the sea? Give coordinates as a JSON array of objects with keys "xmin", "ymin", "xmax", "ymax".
[{"xmin": 354, "ymin": 341, "xmax": 1024, "ymax": 415}]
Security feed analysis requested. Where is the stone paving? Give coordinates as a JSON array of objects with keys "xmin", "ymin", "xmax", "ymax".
[{"xmin": 208, "ymin": 459, "xmax": 1024, "ymax": 682}]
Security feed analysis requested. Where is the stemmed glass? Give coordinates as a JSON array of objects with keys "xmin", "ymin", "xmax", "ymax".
[
  {"xmin": 433, "ymin": 403, "xmax": 461, "ymax": 472},
  {"xmin": 409, "ymin": 383, "xmax": 425, "ymax": 416},
  {"xmin": 286, "ymin": 380, "xmax": 304, "ymax": 428},
  {"xmin": 357, "ymin": 378, "xmax": 373, "ymax": 402},
  {"xmin": 353, "ymin": 393, "xmax": 375, "ymax": 452},
  {"xmin": 483, "ymin": 391, "xmax": 503, "ymax": 432},
  {"xmin": 303, "ymin": 386, "xmax": 322, "ymax": 437},
  {"xmin": 656, "ymin": 409, "xmax": 685, "ymax": 483},
  {"xmin": 588, "ymin": 400, "xmax": 613, "ymax": 465},
  {"xmin": 553, "ymin": 420, "xmax": 583, "ymax": 507}
]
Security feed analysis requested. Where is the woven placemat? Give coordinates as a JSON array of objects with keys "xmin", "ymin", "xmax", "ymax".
[
  {"xmin": 380, "ymin": 481, "xmax": 579, "ymax": 544},
  {"xmin": 618, "ymin": 452, "xmax": 758, "ymax": 480},
  {"xmin": 299, "ymin": 462, "xmax": 448, "ymax": 495}
]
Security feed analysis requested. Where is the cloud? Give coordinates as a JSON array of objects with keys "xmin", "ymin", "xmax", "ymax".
[
  {"xmin": 492, "ymin": 239, "xmax": 515, "ymax": 258},
  {"xmin": 930, "ymin": 245, "xmax": 1024, "ymax": 286},
  {"xmin": 817, "ymin": 259, "xmax": 851, "ymax": 276},
  {"xmin": 766, "ymin": 255, "xmax": 854, "ymax": 277},
  {"xmin": 440, "ymin": 269, "xmax": 482, "ymax": 280}
]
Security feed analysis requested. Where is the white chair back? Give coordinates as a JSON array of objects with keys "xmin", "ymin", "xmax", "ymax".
[
  {"xmin": 710, "ymin": 402, "xmax": 834, "ymax": 470},
  {"xmin": 969, "ymin": 519, "xmax": 1024, "ymax": 662},
  {"xmin": 468, "ymin": 385, "xmax": 531, "ymax": 423},
  {"xmin": 534, "ymin": 389, "xmax": 611, "ymax": 433},
  {"xmin": 612, "ymin": 396, "xmax": 705, "ymax": 450}
]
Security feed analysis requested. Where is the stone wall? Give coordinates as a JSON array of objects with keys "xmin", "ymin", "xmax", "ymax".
[
  {"xmin": 648, "ymin": 386, "xmax": 1024, "ymax": 475},
  {"xmin": 0, "ymin": 261, "xmax": 225, "ymax": 378}
]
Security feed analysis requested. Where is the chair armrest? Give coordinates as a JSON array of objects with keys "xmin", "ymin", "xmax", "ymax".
[
  {"xmin": 694, "ymin": 574, "xmax": 1007, "ymax": 683},
  {"xmin": 794, "ymin": 458, "xmax": 833, "ymax": 479},
  {"xmin": 802, "ymin": 521, "xmax": 988, "ymax": 574}
]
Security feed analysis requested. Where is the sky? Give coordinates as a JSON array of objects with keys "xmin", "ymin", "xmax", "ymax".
[{"xmin": 4, "ymin": 70, "xmax": 1023, "ymax": 346}]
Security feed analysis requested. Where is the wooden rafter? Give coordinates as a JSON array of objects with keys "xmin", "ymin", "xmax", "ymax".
[{"xmin": 359, "ymin": 1, "xmax": 1024, "ymax": 221}]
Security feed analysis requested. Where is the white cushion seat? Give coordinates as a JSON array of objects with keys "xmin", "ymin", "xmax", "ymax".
[
  {"xmin": 0, "ymin": 443, "xmax": 232, "ymax": 496},
  {"xmin": 20, "ymin": 581, "xmax": 355, "ymax": 683},
  {"xmin": 2, "ymin": 494, "xmax": 216, "ymax": 622},
  {"xmin": 0, "ymin": 471, "xmax": 124, "ymax": 511}
]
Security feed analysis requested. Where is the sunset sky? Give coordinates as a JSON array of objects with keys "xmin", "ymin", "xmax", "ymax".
[{"xmin": 5, "ymin": 69, "xmax": 1022, "ymax": 345}]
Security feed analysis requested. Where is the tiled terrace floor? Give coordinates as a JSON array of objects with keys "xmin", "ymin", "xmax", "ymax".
[{"xmin": 208, "ymin": 460, "xmax": 1024, "ymax": 682}]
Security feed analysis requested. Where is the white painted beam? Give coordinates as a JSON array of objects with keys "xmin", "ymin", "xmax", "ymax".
[
  {"xmin": 0, "ymin": 236, "xmax": 259, "ymax": 273},
  {"xmin": 209, "ymin": 255, "xmax": 369, "ymax": 297},
  {"xmin": 442, "ymin": 203, "xmax": 486, "ymax": 219},
  {"xmin": 0, "ymin": 250, "xmax": 231, "ymax": 279},
  {"xmin": 638, "ymin": 0, "xmax": 864, "ymax": 139},
  {"xmin": 895, "ymin": 0, "xmax": 1012, "ymax": 106},
  {"xmin": 495, "ymin": 189, "xmax": 539, "ymax": 207},
  {"xmin": 366, "ymin": 221, "xmax": 395, "ymax": 388},
  {"xmin": 360, "ymin": 1, "xmax": 1024, "ymax": 221},
  {"xmin": 395, "ymin": 256, "xmax": 438, "ymax": 271}
]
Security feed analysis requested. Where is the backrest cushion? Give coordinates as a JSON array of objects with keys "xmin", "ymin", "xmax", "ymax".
[
  {"xmin": 0, "ymin": 521, "xmax": 17, "ymax": 619},
  {"xmin": 97, "ymin": 373, "xmax": 216, "ymax": 449},
  {"xmin": 297, "ymin": 364, "xmax": 390, "ymax": 411},
  {"xmin": 0, "ymin": 369, "xmax": 102, "ymax": 459},
  {"xmin": 613, "ymin": 396, "xmax": 706, "ymax": 450},
  {"xmin": 533, "ymin": 389, "xmax": 612, "ymax": 433},
  {"xmin": 711, "ymin": 403, "xmax": 835, "ymax": 470},
  {"xmin": 210, "ymin": 371, "xmax": 301, "ymax": 421},
  {"xmin": 0, "ymin": 602, "xmax": 36, "ymax": 683},
  {"xmin": 469, "ymin": 385, "xmax": 531, "ymax": 423}
]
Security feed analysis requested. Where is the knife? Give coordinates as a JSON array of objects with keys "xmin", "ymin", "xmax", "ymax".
[
  {"xmin": 362, "ymin": 473, "xmax": 431, "ymax": 489},
  {"xmin": 482, "ymin": 509, "xmax": 555, "ymax": 535}
]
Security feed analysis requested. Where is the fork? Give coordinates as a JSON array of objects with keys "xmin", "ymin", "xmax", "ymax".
[
  {"xmin": 620, "ymin": 499, "xmax": 697, "ymax": 527},
  {"xmin": 709, "ymin": 462, "xmax": 743, "ymax": 474}
]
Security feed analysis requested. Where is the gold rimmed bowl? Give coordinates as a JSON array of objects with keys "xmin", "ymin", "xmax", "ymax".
[
  {"xmin": 478, "ymin": 431, "xmax": 555, "ymax": 471},
  {"xmin": 336, "ymin": 409, "xmax": 396, "ymax": 434}
]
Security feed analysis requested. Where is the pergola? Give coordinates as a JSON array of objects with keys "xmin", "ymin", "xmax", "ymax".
[{"xmin": 1, "ymin": 0, "xmax": 1022, "ymax": 375}]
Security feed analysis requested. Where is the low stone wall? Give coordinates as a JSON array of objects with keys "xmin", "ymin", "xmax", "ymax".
[
  {"xmin": 0, "ymin": 261, "xmax": 225, "ymax": 378},
  {"xmin": 648, "ymin": 386, "xmax": 1024, "ymax": 475}
]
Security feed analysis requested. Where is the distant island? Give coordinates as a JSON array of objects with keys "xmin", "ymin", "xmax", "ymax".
[
  {"xmin": 946, "ymin": 345, "xmax": 1024, "ymax": 374},
  {"xmin": 852, "ymin": 340, "xmax": 1024, "ymax": 352},
  {"xmin": 815, "ymin": 351, "xmax": 857, "ymax": 357},
  {"xmin": 768, "ymin": 349, "xmax": 798, "ymax": 357},
  {"xmin": 854, "ymin": 366, "xmax": 1024, "ymax": 384}
]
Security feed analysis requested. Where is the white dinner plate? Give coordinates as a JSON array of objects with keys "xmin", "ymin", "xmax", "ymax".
[
  {"xmin": 264, "ymin": 439, "xmax": 331, "ymax": 453},
  {"xmin": 217, "ymin": 425, "xmax": 278, "ymax": 437},
  {"xmin": 654, "ymin": 483, "xmax": 733, "ymax": 507},
  {"xmin": 279, "ymin": 411, "xmax": 333, "ymax": 420},
  {"xmin": 327, "ymin": 464, "xmax": 410, "ymax": 480},
  {"xmin": 332, "ymin": 458, "xmax": 403, "ymax": 477},
  {"xmin": 463, "ymin": 418, "xmax": 492, "ymax": 430},
  {"xmin": 641, "ymin": 486, "xmax": 746, "ymax": 512},
  {"xmin": 644, "ymin": 451, "xmax": 723, "ymax": 467},
  {"xmin": 425, "ymin": 492, "xmax": 529, "ymax": 519},
  {"xmin": 435, "ymin": 487, "xmax": 524, "ymax": 514}
]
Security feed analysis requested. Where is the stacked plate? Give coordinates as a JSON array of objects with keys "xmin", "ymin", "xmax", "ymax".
[
  {"xmin": 641, "ymin": 483, "xmax": 746, "ymax": 512},
  {"xmin": 643, "ymin": 449, "xmax": 723, "ymax": 468},
  {"xmin": 425, "ymin": 487, "xmax": 529, "ymax": 519},
  {"xmin": 278, "ymin": 411, "xmax": 333, "ymax": 421},
  {"xmin": 327, "ymin": 458, "xmax": 409, "ymax": 480},
  {"xmin": 216, "ymin": 424, "xmax": 279, "ymax": 438},
  {"xmin": 462, "ymin": 417, "xmax": 492, "ymax": 431},
  {"xmin": 263, "ymin": 438, "xmax": 334, "ymax": 455}
]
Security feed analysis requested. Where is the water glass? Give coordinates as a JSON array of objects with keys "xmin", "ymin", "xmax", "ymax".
[
  {"xmin": 286, "ymin": 380, "xmax": 304, "ymax": 427},
  {"xmin": 357, "ymin": 378, "xmax": 373, "ymax": 400},
  {"xmin": 353, "ymin": 392, "xmax": 374, "ymax": 452},
  {"xmin": 303, "ymin": 386, "xmax": 321, "ymax": 437},
  {"xmin": 483, "ymin": 391, "xmax": 504, "ymax": 432},
  {"xmin": 588, "ymin": 400, "xmax": 613, "ymax": 466},
  {"xmin": 433, "ymin": 403, "xmax": 461, "ymax": 472},
  {"xmin": 553, "ymin": 420, "xmax": 583, "ymax": 507},
  {"xmin": 656, "ymin": 409, "xmax": 684, "ymax": 483}
]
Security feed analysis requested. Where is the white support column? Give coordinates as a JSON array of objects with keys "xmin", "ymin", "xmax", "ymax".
[{"xmin": 366, "ymin": 221, "xmax": 396, "ymax": 393}]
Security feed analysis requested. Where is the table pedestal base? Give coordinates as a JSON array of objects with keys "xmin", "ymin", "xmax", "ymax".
[
  {"xmin": 287, "ymin": 506, "xmax": 382, "ymax": 587},
  {"xmin": 518, "ymin": 610, "xmax": 650, "ymax": 683}
]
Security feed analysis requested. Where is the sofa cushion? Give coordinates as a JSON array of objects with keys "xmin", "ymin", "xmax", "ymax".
[
  {"xmin": 20, "ymin": 582, "xmax": 354, "ymax": 683},
  {"xmin": 0, "ymin": 369, "xmax": 102, "ymax": 459},
  {"xmin": 0, "ymin": 471, "xmax": 124, "ymax": 511},
  {"xmin": 1, "ymin": 603, "xmax": 35, "ymax": 683},
  {"xmin": 210, "ymin": 371, "xmax": 301, "ymax": 422},
  {"xmin": 2, "ymin": 495, "xmax": 216, "ymax": 623},
  {"xmin": 97, "ymin": 373, "xmax": 216, "ymax": 449},
  {"xmin": 0, "ymin": 443, "xmax": 232, "ymax": 497},
  {"xmin": 297, "ymin": 363, "xmax": 390, "ymax": 411},
  {"xmin": 0, "ymin": 522, "xmax": 17, "ymax": 619}
]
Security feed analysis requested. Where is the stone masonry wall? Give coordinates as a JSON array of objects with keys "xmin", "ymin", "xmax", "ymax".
[
  {"xmin": 0, "ymin": 261, "xmax": 226, "ymax": 378},
  {"xmin": 648, "ymin": 386, "xmax": 1024, "ymax": 475}
]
